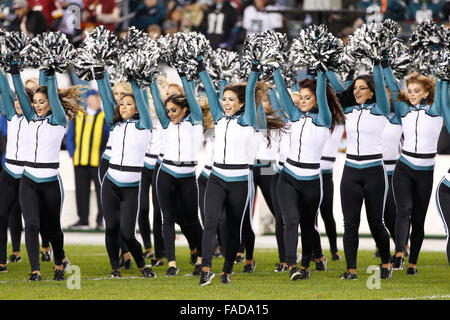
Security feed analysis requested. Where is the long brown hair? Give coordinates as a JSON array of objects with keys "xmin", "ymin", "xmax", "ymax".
[
  {"xmin": 34, "ymin": 85, "xmax": 86, "ymax": 120},
  {"xmin": 397, "ymin": 72, "xmax": 435, "ymax": 105},
  {"xmin": 298, "ymin": 78, "xmax": 345, "ymax": 132}
]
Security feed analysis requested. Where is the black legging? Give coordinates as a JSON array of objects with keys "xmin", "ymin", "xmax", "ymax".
[
  {"xmin": 101, "ymin": 177, "xmax": 146, "ymax": 270},
  {"xmin": 393, "ymin": 160, "xmax": 434, "ymax": 265},
  {"xmin": 270, "ymin": 172, "xmax": 286, "ymax": 263},
  {"xmin": 0, "ymin": 171, "xmax": 22, "ymax": 264},
  {"xmin": 202, "ymin": 174, "xmax": 250, "ymax": 274},
  {"xmin": 383, "ymin": 174, "xmax": 396, "ymax": 241},
  {"xmin": 19, "ymin": 175, "xmax": 65, "ymax": 272},
  {"xmin": 318, "ymin": 172, "xmax": 338, "ymax": 254},
  {"xmin": 151, "ymin": 162, "xmax": 165, "ymax": 259},
  {"xmin": 436, "ymin": 177, "xmax": 450, "ymax": 266},
  {"xmin": 156, "ymin": 168, "xmax": 203, "ymax": 263},
  {"xmin": 198, "ymin": 173, "xmax": 225, "ymax": 251},
  {"xmin": 98, "ymin": 157, "xmax": 131, "ymax": 257},
  {"xmin": 138, "ymin": 167, "xmax": 153, "ymax": 250},
  {"xmin": 340, "ymin": 164, "xmax": 391, "ymax": 269},
  {"xmin": 277, "ymin": 170, "xmax": 322, "ymax": 268}
]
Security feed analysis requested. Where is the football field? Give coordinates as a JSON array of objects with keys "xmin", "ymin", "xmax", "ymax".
[{"xmin": 1, "ymin": 244, "xmax": 449, "ymax": 301}]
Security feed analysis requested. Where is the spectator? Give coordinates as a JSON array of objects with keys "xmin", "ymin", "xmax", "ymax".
[
  {"xmin": 384, "ymin": 0, "xmax": 406, "ymax": 22},
  {"xmin": 162, "ymin": 18, "xmax": 179, "ymax": 36},
  {"xmin": 242, "ymin": 0, "xmax": 283, "ymax": 36},
  {"xmin": 441, "ymin": 0, "xmax": 450, "ymax": 21},
  {"xmin": 197, "ymin": 0, "xmax": 242, "ymax": 50},
  {"xmin": 0, "ymin": 0, "xmax": 13, "ymax": 30},
  {"xmin": 66, "ymin": 89, "xmax": 109, "ymax": 230},
  {"xmin": 130, "ymin": 0, "xmax": 165, "ymax": 31},
  {"xmin": 28, "ymin": 0, "xmax": 58, "ymax": 27},
  {"xmin": 9, "ymin": 0, "xmax": 48, "ymax": 35},
  {"xmin": 82, "ymin": 0, "xmax": 119, "ymax": 33},
  {"xmin": 180, "ymin": 1, "xmax": 204, "ymax": 32},
  {"xmin": 147, "ymin": 23, "xmax": 162, "ymax": 38},
  {"xmin": 406, "ymin": 0, "xmax": 445, "ymax": 22}
]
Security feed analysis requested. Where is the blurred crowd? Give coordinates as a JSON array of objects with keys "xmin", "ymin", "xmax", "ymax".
[{"xmin": 0, "ymin": 0, "xmax": 449, "ymax": 51}]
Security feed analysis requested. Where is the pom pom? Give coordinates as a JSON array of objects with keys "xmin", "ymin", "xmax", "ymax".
[
  {"xmin": 73, "ymin": 25, "xmax": 120, "ymax": 81},
  {"xmin": 347, "ymin": 22, "xmax": 397, "ymax": 62},
  {"xmin": 205, "ymin": 48, "xmax": 240, "ymax": 88},
  {"xmin": 242, "ymin": 30, "xmax": 287, "ymax": 73},
  {"xmin": 291, "ymin": 24, "xmax": 343, "ymax": 72},
  {"xmin": 172, "ymin": 31, "xmax": 212, "ymax": 80},
  {"xmin": 388, "ymin": 39, "xmax": 412, "ymax": 80},
  {"xmin": 434, "ymin": 48, "xmax": 450, "ymax": 80},
  {"xmin": 0, "ymin": 31, "xmax": 30, "ymax": 71},
  {"xmin": 119, "ymin": 38, "xmax": 161, "ymax": 88},
  {"xmin": 409, "ymin": 20, "xmax": 449, "ymax": 76},
  {"xmin": 24, "ymin": 32, "xmax": 76, "ymax": 73}
]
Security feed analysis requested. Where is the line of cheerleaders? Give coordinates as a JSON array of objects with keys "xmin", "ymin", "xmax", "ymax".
[{"xmin": 0, "ymin": 50, "xmax": 449, "ymax": 285}]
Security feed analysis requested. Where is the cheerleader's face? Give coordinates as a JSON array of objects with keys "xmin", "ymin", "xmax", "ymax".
[
  {"xmin": 119, "ymin": 95, "xmax": 138, "ymax": 120},
  {"xmin": 353, "ymin": 79, "xmax": 374, "ymax": 105},
  {"xmin": 166, "ymin": 101, "xmax": 187, "ymax": 124},
  {"xmin": 407, "ymin": 82, "xmax": 428, "ymax": 106},
  {"xmin": 222, "ymin": 90, "xmax": 243, "ymax": 117},
  {"xmin": 14, "ymin": 95, "xmax": 23, "ymax": 115},
  {"xmin": 298, "ymin": 88, "xmax": 317, "ymax": 112},
  {"xmin": 33, "ymin": 93, "xmax": 51, "ymax": 117}
]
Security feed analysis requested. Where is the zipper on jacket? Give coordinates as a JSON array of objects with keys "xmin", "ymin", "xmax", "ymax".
[
  {"xmin": 120, "ymin": 122, "xmax": 129, "ymax": 166},
  {"xmin": 34, "ymin": 121, "xmax": 44, "ymax": 163},
  {"xmin": 297, "ymin": 117, "xmax": 307, "ymax": 162},
  {"xmin": 356, "ymin": 109, "xmax": 363, "ymax": 155},
  {"xmin": 178, "ymin": 124, "xmax": 181, "ymax": 162},
  {"xmin": 415, "ymin": 111, "xmax": 420, "ymax": 153},
  {"xmin": 223, "ymin": 118, "xmax": 231, "ymax": 163},
  {"xmin": 15, "ymin": 117, "xmax": 24, "ymax": 160}
]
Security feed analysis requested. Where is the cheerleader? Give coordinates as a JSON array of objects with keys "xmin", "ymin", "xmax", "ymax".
[
  {"xmin": 0, "ymin": 71, "xmax": 30, "ymax": 272},
  {"xmin": 319, "ymin": 124, "xmax": 345, "ymax": 261},
  {"xmin": 97, "ymin": 79, "xmax": 134, "ymax": 270},
  {"xmin": 328, "ymin": 62, "xmax": 393, "ymax": 280},
  {"xmin": 94, "ymin": 67, "xmax": 155, "ymax": 278},
  {"xmin": 197, "ymin": 56, "xmax": 259, "ymax": 285},
  {"xmin": 151, "ymin": 73, "xmax": 204, "ymax": 277},
  {"xmin": 436, "ymin": 79, "xmax": 450, "ymax": 266},
  {"xmin": 377, "ymin": 86, "xmax": 403, "ymax": 257},
  {"xmin": 382, "ymin": 61, "xmax": 446, "ymax": 274},
  {"xmin": 10, "ymin": 64, "xmax": 80, "ymax": 281},
  {"xmin": 274, "ymin": 67, "xmax": 344, "ymax": 280}
]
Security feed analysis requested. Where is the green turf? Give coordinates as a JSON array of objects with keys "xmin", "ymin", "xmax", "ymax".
[{"xmin": 1, "ymin": 245, "xmax": 449, "ymax": 300}]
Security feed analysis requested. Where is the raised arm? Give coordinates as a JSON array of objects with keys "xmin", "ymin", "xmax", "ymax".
[
  {"xmin": 269, "ymin": 87, "xmax": 288, "ymax": 122},
  {"xmin": 94, "ymin": 68, "xmax": 115, "ymax": 126},
  {"xmin": 373, "ymin": 63, "xmax": 390, "ymax": 117},
  {"xmin": 239, "ymin": 62, "xmax": 259, "ymax": 127},
  {"xmin": 131, "ymin": 80, "xmax": 152, "ymax": 130},
  {"xmin": 149, "ymin": 79, "xmax": 170, "ymax": 129},
  {"xmin": 428, "ymin": 78, "xmax": 442, "ymax": 116},
  {"xmin": 39, "ymin": 69, "xmax": 46, "ymax": 86},
  {"xmin": 381, "ymin": 61, "xmax": 408, "ymax": 116},
  {"xmin": 219, "ymin": 79, "xmax": 228, "ymax": 101},
  {"xmin": 441, "ymin": 81, "xmax": 450, "ymax": 133},
  {"xmin": 197, "ymin": 57, "xmax": 223, "ymax": 123},
  {"xmin": 325, "ymin": 70, "xmax": 346, "ymax": 93},
  {"xmin": 313, "ymin": 71, "xmax": 332, "ymax": 128},
  {"xmin": 46, "ymin": 69, "xmax": 67, "ymax": 126},
  {"xmin": 0, "ymin": 71, "xmax": 16, "ymax": 120},
  {"xmin": 10, "ymin": 64, "xmax": 34, "ymax": 121},
  {"xmin": 180, "ymin": 74, "xmax": 203, "ymax": 125},
  {"xmin": 273, "ymin": 67, "xmax": 301, "ymax": 121}
]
